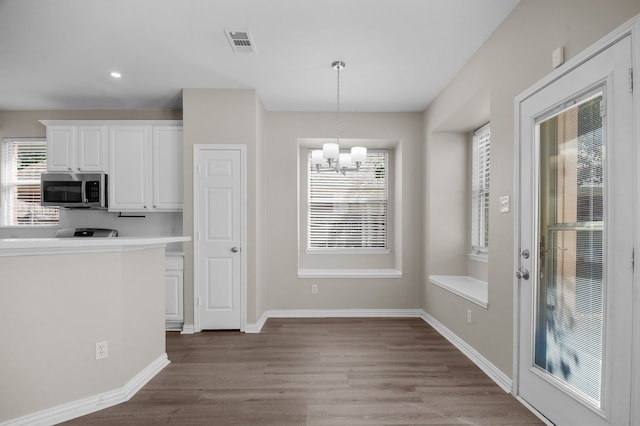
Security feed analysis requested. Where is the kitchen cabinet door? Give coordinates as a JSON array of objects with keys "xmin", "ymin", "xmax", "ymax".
[
  {"xmin": 165, "ymin": 255, "xmax": 184, "ymax": 328},
  {"xmin": 109, "ymin": 126, "xmax": 151, "ymax": 211},
  {"xmin": 46, "ymin": 124, "xmax": 108, "ymax": 172},
  {"xmin": 153, "ymin": 127, "xmax": 183, "ymax": 210},
  {"xmin": 47, "ymin": 125, "xmax": 76, "ymax": 171},
  {"xmin": 77, "ymin": 125, "xmax": 108, "ymax": 172}
]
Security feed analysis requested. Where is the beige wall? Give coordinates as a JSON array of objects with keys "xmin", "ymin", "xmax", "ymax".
[
  {"xmin": 182, "ymin": 89, "xmax": 262, "ymax": 325},
  {"xmin": 0, "ymin": 109, "xmax": 182, "ymax": 139},
  {"xmin": 423, "ymin": 0, "xmax": 640, "ymax": 376},
  {"xmin": 0, "ymin": 247, "xmax": 166, "ymax": 422},
  {"xmin": 182, "ymin": 93, "xmax": 423, "ymax": 324},
  {"xmin": 263, "ymin": 111, "xmax": 423, "ymax": 310}
]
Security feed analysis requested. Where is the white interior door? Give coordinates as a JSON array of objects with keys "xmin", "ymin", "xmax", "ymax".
[
  {"xmin": 194, "ymin": 145, "xmax": 244, "ymax": 330},
  {"xmin": 516, "ymin": 35, "xmax": 634, "ymax": 425}
]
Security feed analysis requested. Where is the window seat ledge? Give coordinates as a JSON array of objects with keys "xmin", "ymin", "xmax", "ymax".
[
  {"xmin": 428, "ymin": 275, "xmax": 488, "ymax": 308},
  {"xmin": 298, "ymin": 269, "xmax": 402, "ymax": 279}
]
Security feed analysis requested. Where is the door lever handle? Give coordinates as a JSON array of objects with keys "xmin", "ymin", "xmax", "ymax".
[
  {"xmin": 515, "ymin": 269, "xmax": 530, "ymax": 280},
  {"xmin": 231, "ymin": 246, "xmax": 239, "ymax": 253}
]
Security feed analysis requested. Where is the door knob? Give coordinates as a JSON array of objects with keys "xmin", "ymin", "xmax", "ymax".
[
  {"xmin": 231, "ymin": 247, "xmax": 239, "ymax": 253},
  {"xmin": 515, "ymin": 269, "xmax": 530, "ymax": 280}
]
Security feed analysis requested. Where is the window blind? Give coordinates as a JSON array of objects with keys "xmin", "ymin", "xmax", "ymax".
[
  {"xmin": 1, "ymin": 138, "xmax": 59, "ymax": 226},
  {"xmin": 471, "ymin": 123, "xmax": 490, "ymax": 252},
  {"xmin": 308, "ymin": 150, "xmax": 387, "ymax": 249}
]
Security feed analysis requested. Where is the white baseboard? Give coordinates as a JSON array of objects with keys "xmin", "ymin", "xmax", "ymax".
[
  {"xmin": 244, "ymin": 309, "xmax": 425, "ymax": 333},
  {"xmin": 180, "ymin": 324, "xmax": 195, "ymax": 334},
  {"xmin": 2, "ymin": 354, "xmax": 170, "ymax": 426},
  {"xmin": 244, "ymin": 312, "xmax": 268, "ymax": 333},
  {"xmin": 419, "ymin": 311, "xmax": 512, "ymax": 393}
]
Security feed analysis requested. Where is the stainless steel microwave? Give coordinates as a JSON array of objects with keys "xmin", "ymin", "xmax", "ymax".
[{"xmin": 41, "ymin": 172, "xmax": 108, "ymax": 208}]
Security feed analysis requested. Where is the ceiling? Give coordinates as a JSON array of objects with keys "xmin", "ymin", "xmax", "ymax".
[{"xmin": 0, "ymin": 0, "xmax": 519, "ymax": 112}]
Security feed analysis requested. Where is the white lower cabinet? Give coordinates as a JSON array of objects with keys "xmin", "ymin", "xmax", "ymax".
[{"xmin": 165, "ymin": 255, "xmax": 184, "ymax": 330}]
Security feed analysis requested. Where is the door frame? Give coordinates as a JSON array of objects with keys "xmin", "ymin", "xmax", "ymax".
[
  {"xmin": 513, "ymin": 15, "xmax": 640, "ymax": 423},
  {"xmin": 193, "ymin": 144, "xmax": 247, "ymax": 332}
]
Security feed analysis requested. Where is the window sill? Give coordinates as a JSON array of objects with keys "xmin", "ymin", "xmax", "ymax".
[
  {"xmin": 298, "ymin": 268, "xmax": 402, "ymax": 279},
  {"xmin": 0, "ymin": 225, "xmax": 59, "ymax": 229},
  {"xmin": 467, "ymin": 253, "xmax": 488, "ymax": 263},
  {"xmin": 306, "ymin": 248, "xmax": 390, "ymax": 255},
  {"xmin": 428, "ymin": 275, "xmax": 488, "ymax": 308}
]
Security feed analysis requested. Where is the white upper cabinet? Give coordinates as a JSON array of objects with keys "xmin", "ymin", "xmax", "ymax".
[
  {"xmin": 77, "ymin": 126, "xmax": 108, "ymax": 171},
  {"xmin": 109, "ymin": 126, "xmax": 151, "ymax": 211},
  {"xmin": 108, "ymin": 122, "xmax": 183, "ymax": 212},
  {"xmin": 153, "ymin": 126, "xmax": 184, "ymax": 210},
  {"xmin": 44, "ymin": 123, "xmax": 108, "ymax": 172},
  {"xmin": 41, "ymin": 120, "xmax": 183, "ymax": 212}
]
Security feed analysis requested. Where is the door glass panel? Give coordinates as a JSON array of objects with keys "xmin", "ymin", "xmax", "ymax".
[{"xmin": 535, "ymin": 91, "xmax": 604, "ymax": 405}]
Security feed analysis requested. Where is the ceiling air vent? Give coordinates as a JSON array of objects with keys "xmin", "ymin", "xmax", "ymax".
[{"xmin": 225, "ymin": 30, "xmax": 256, "ymax": 53}]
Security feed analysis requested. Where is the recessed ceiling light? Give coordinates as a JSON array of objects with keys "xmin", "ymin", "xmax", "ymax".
[{"xmin": 110, "ymin": 71, "xmax": 122, "ymax": 78}]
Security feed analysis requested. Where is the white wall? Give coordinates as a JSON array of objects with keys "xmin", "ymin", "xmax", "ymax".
[{"xmin": 423, "ymin": 0, "xmax": 640, "ymax": 377}]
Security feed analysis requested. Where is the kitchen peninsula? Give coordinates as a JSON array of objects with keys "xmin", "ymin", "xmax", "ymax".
[{"xmin": 0, "ymin": 236, "xmax": 189, "ymax": 425}]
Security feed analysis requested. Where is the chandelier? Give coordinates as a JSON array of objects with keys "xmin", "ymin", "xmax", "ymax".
[{"xmin": 311, "ymin": 61, "xmax": 367, "ymax": 174}]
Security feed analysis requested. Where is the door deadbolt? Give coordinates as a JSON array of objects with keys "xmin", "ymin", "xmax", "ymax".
[
  {"xmin": 515, "ymin": 269, "xmax": 530, "ymax": 280},
  {"xmin": 521, "ymin": 249, "xmax": 530, "ymax": 259}
]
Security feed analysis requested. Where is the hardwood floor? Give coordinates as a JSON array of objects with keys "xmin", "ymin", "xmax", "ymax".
[{"xmin": 63, "ymin": 318, "xmax": 543, "ymax": 425}]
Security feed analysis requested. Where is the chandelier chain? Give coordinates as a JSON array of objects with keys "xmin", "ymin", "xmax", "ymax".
[{"xmin": 311, "ymin": 60, "xmax": 365, "ymax": 175}]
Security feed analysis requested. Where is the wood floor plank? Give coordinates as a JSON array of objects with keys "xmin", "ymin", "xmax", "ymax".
[{"xmin": 61, "ymin": 318, "xmax": 543, "ymax": 425}]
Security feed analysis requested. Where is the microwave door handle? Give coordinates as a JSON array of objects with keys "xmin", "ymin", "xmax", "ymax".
[{"xmin": 81, "ymin": 181, "xmax": 88, "ymax": 204}]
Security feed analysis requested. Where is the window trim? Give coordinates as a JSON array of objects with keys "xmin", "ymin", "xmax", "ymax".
[
  {"xmin": 1, "ymin": 137, "xmax": 59, "ymax": 227},
  {"xmin": 470, "ymin": 123, "xmax": 490, "ymax": 256}
]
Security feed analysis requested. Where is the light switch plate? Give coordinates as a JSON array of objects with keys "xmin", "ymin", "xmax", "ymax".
[
  {"xmin": 499, "ymin": 195, "xmax": 510, "ymax": 213},
  {"xmin": 552, "ymin": 46, "xmax": 564, "ymax": 68}
]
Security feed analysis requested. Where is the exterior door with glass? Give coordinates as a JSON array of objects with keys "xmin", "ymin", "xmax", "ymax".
[{"xmin": 515, "ymin": 35, "xmax": 633, "ymax": 425}]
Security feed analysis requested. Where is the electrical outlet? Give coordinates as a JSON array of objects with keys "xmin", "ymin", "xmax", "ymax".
[
  {"xmin": 467, "ymin": 309, "xmax": 473, "ymax": 324},
  {"xmin": 311, "ymin": 284, "xmax": 318, "ymax": 294},
  {"xmin": 95, "ymin": 341, "xmax": 108, "ymax": 360}
]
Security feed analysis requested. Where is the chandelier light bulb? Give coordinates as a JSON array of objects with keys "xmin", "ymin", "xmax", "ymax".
[
  {"xmin": 338, "ymin": 153, "xmax": 352, "ymax": 169},
  {"xmin": 323, "ymin": 143, "xmax": 339, "ymax": 161},
  {"xmin": 311, "ymin": 150, "xmax": 324, "ymax": 164},
  {"xmin": 351, "ymin": 146, "xmax": 367, "ymax": 164}
]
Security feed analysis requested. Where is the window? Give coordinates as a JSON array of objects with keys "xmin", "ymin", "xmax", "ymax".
[
  {"xmin": 471, "ymin": 123, "xmax": 490, "ymax": 254},
  {"xmin": 1, "ymin": 138, "xmax": 59, "ymax": 226},
  {"xmin": 307, "ymin": 150, "xmax": 387, "ymax": 250}
]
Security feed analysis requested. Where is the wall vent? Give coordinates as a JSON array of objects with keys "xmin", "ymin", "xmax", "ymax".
[{"xmin": 225, "ymin": 30, "xmax": 256, "ymax": 53}]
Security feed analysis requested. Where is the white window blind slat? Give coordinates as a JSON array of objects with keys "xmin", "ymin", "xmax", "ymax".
[
  {"xmin": 308, "ymin": 150, "xmax": 388, "ymax": 250},
  {"xmin": 1, "ymin": 138, "xmax": 59, "ymax": 226},
  {"xmin": 471, "ymin": 124, "xmax": 490, "ymax": 252}
]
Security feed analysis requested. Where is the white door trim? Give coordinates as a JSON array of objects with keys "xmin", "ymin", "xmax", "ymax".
[
  {"xmin": 193, "ymin": 144, "xmax": 247, "ymax": 332},
  {"xmin": 513, "ymin": 14, "xmax": 640, "ymax": 421}
]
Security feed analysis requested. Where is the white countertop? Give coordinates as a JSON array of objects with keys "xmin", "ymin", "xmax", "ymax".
[{"xmin": 0, "ymin": 236, "xmax": 190, "ymax": 257}]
